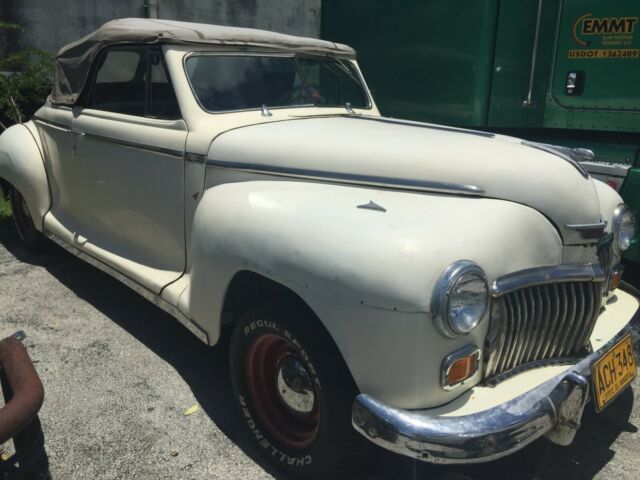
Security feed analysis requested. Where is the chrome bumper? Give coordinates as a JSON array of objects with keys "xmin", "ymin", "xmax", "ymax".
[{"xmin": 352, "ymin": 311, "xmax": 640, "ymax": 464}]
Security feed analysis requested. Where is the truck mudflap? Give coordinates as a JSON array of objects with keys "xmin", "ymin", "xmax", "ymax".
[{"xmin": 0, "ymin": 331, "xmax": 50, "ymax": 480}]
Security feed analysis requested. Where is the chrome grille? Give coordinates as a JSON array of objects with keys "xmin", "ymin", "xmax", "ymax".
[
  {"xmin": 486, "ymin": 281, "xmax": 603, "ymax": 378},
  {"xmin": 597, "ymin": 234, "xmax": 614, "ymax": 296}
]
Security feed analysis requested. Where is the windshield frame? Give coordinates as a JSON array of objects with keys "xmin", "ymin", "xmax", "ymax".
[{"xmin": 182, "ymin": 51, "xmax": 372, "ymax": 115}]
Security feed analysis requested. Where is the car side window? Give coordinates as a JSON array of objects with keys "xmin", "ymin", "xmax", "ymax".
[
  {"xmin": 147, "ymin": 51, "xmax": 181, "ymax": 120},
  {"xmin": 87, "ymin": 49, "xmax": 146, "ymax": 116},
  {"xmin": 86, "ymin": 47, "xmax": 181, "ymax": 120}
]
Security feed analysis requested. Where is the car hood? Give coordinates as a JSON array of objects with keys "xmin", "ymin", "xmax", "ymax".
[{"xmin": 208, "ymin": 115, "xmax": 602, "ymax": 245}]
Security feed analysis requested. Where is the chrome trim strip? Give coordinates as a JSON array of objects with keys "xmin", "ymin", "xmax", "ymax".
[
  {"xmin": 352, "ymin": 314, "xmax": 640, "ymax": 464},
  {"xmin": 565, "ymin": 221, "xmax": 607, "ymax": 240},
  {"xmin": 185, "ymin": 153, "xmax": 206, "ymax": 164},
  {"xmin": 81, "ymin": 131, "xmax": 184, "ymax": 158},
  {"xmin": 347, "ymin": 115, "xmax": 495, "ymax": 138},
  {"xmin": 490, "ymin": 263, "xmax": 605, "ymax": 297},
  {"xmin": 522, "ymin": 141, "xmax": 590, "ymax": 178},
  {"xmin": 44, "ymin": 231, "xmax": 208, "ymax": 344},
  {"xmin": 206, "ymin": 159, "xmax": 485, "ymax": 196},
  {"xmin": 34, "ymin": 116, "xmax": 184, "ymax": 158},
  {"xmin": 565, "ymin": 221, "xmax": 607, "ymax": 230},
  {"xmin": 33, "ymin": 117, "xmax": 72, "ymax": 133}
]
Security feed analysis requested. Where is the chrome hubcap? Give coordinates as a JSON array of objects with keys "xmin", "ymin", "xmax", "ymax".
[{"xmin": 275, "ymin": 355, "xmax": 315, "ymax": 415}]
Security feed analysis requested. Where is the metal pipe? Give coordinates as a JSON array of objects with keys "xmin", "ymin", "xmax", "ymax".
[
  {"xmin": 523, "ymin": 0, "xmax": 544, "ymax": 108},
  {"xmin": 0, "ymin": 335, "xmax": 45, "ymax": 444},
  {"xmin": 144, "ymin": 0, "xmax": 159, "ymax": 19}
]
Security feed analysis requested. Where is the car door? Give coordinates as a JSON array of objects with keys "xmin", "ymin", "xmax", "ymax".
[{"xmin": 67, "ymin": 46, "xmax": 187, "ymax": 294}]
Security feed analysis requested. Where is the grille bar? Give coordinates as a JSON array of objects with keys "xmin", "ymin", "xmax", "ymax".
[{"xmin": 486, "ymin": 280, "xmax": 602, "ymax": 378}]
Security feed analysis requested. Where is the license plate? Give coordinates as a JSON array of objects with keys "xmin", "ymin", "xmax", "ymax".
[{"xmin": 592, "ymin": 334, "xmax": 637, "ymax": 412}]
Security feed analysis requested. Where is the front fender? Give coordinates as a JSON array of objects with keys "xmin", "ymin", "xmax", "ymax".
[
  {"xmin": 0, "ymin": 122, "xmax": 49, "ymax": 229},
  {"xmin": 183, "ymin": 181, "xmax": 562, "ymax": 407}
]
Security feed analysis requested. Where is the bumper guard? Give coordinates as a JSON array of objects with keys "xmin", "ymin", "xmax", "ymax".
[{"xmin": 352, "ymin": 306, "xmax": 640, "ymax": 464}]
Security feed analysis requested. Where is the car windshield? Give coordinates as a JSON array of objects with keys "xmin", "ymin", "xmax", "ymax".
[{"xmin": 185, "ymin": 55, "xmax": 369, "ymax": 112}]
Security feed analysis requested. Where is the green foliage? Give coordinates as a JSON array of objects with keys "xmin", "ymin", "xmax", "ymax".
[
  {"xmin": 0, "ymin": 196, "xmax": 11, "ymax": 219},
  {"xmin": 0, "ymin": 22, "xmax": 53, "ymax": 130},
  {"xmin": 0, "ymin": 196, "xmax": 13, "ymax": 239}
]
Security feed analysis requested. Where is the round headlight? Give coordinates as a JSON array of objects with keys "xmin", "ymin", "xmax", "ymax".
[
  {"xmin": 613, "ymin": 204, "xmax": 635, "ymax": 253},
  {"xmin": 432, "ymin": 260, "xmax": 489, "ymax": 338}
]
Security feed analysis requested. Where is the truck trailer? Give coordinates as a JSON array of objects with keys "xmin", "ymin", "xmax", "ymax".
[{"xmin": 322, "ymin": 0, "xmax": 640, "ymax": 261}]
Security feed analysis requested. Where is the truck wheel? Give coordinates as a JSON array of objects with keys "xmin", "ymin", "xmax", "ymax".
[
  {"xmin": 9, "ymin": 187, "xmax": 46, "ymax": 250},
  {"xmin": 229, "ymin": 306, "xmax": 363, "ymax": 479}
]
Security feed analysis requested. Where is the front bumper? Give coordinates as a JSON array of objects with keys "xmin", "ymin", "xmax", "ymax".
[{"xmin": 352, "ymin": 293, "xmax": 640, "ymax": 464}]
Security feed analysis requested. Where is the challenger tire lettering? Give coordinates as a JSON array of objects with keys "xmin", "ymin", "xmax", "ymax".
[{"xmin": 238, "ymin": 395, "xmax": 313, "ymax": 466}]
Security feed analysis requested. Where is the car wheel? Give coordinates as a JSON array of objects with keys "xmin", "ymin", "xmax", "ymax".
[
  {"xmin": 229, "ymin": 305, "xmax": 364, "ymax": 479},
  {"xmin": 9, "ymin": 187, "xmax": 46, "ymax": 250}
]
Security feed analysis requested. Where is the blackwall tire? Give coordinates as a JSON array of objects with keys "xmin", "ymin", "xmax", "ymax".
[
  {"xmin": 229, "ymin": 305, "xmax": 364, "ymax": 479},
  {"xmin": 9, "ymin": 187, "xmax": 46, "ymax": 251}
]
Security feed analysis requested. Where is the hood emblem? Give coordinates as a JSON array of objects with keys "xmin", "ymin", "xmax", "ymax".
[{"xmin": 357, "ymin": 201, "xmax": 386, "ymax": 213}]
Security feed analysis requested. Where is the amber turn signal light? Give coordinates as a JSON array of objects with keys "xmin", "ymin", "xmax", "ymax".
[
  {"xmin": 610, "ymin": 267, "xmax": 623, "ymax": 291},
  {"xmin": 443, "ymin": 347, "xmax": 480, "ymax": 388}
]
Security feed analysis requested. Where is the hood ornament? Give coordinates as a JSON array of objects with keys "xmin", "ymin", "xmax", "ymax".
[{"xmin": 357, "ymin": 201, "xmax": 386, "ymax": 213}]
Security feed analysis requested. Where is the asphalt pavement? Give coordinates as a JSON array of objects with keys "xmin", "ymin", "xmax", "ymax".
[{"xmin": 1, "ymin": 221, "xmax": 639, "ymax": 479}]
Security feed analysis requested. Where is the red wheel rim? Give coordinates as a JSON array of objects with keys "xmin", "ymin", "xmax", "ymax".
[{"xmin": 246, "ymin": 333, "xmax": 320, "ymax": 449}]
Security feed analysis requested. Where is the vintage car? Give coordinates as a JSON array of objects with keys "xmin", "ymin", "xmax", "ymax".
[{"xmin": 0, "ymin": 18, "xmax": 638, "ymax": 478}]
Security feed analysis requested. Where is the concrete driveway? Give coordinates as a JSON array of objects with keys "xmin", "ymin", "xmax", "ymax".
[{"xmin": 1, "ymin": 224, "xmax": 639, "ymax": 479}]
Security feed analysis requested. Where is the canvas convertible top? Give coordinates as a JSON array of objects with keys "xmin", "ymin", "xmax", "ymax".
[{"xmin": 51, "ymin": 18, "xmax": 356, "ymax": 106}]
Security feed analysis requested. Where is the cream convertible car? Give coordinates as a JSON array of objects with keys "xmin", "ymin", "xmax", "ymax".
[{"xmin": 1, "ymin": 19, "xmax": 639, "ymax": 478}]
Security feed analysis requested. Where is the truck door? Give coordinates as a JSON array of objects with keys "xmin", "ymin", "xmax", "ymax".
[{"xmin": 547, "ymin": 0, "xmax": 640, "ymax": 130}]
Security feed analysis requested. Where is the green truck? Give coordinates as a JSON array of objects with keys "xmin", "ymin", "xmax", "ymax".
[{"xmin": 322, "ymin": 0, "xmax": 640, "ymax": 260}]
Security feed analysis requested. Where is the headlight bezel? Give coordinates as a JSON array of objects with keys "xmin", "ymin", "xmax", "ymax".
[
  {"xmin": 613, "ymin": 204, "xmax": 635, "ymax": 254},
  {"xmin": 431, "ymin": 260, "xmax": 489, "ymax": 338}
]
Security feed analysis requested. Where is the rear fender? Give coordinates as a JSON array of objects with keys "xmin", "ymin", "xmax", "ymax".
[{"xmin": 0, "ymin": 122, "xmax": 50, "ymax": 229}]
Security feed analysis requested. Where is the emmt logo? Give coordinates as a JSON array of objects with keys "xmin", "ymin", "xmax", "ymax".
[{"xmin": 573, "ymin": 13, "xmax": 638, "ymax": 46}]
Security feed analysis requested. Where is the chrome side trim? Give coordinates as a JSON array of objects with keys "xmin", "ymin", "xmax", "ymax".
[
  {"xmin": 347, "ymin": 115, "xmax": 495, "ymax": 138},
  {"xmin": 33, "ymin": 117, "xmax": 72, "ymax": 133},
  {"xmin": 44, "ymin": 231, "xmax": 208, "ymax": 344},
  {"xmin": 565, "ymin": 221, "xmax": 607, "ymax": 230},
  {"xmin": 565, "ymin": 221, "xmax": 607, "ymax": 240},
  {"xmin": 522, "ymin": 142, "xmax": 590, "ymax": 178},
  {"xmin": 35, "ymin": 115, "xmax": 184, "ymax": 158},
  {"xmin": 352, "ymin": 314, "xmax": 640, "ymax": 464},
  {"xmin": 490, "ymin": 264, "xmax": 605, "ymax": 297},
  {"xmin": 185, "ymin": 153, "xmax": 206, "ymax": 164},
  {"xmin": 206, "ymin": 159, "xmax": 485, "ymax": 196},
  {"xmin": 81, "ymin": 131, "xmax": 184, "ymax": 158}
]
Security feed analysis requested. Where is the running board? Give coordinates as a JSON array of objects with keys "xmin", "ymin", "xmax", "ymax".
[{"xmin": 44, "ymin": 231, "xmax": 209, "ymax": 344}]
